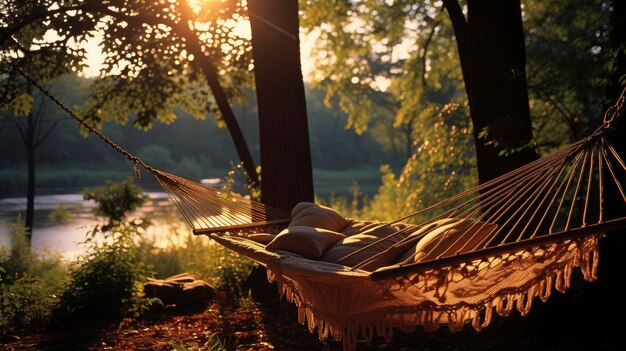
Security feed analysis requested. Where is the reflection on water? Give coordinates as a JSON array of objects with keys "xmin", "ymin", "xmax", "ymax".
[{"xmin": 0, "ymin": 192, "xmax": 189, "ymax": 260}]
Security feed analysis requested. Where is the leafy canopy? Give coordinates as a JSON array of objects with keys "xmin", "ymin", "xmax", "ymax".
[{"xmin": 1, "ymin": 0, "xmax": 253, "ymax": 130}]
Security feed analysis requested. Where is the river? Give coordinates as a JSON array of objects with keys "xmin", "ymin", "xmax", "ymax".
[{"xmin": 0, "ymin": 192, "xmax": 185, "ymax": 260}]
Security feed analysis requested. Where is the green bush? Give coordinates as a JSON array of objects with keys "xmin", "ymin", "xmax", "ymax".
[
  {"xmin": 0, "ymin": 218, "xmax": 66, "ymax": 336},
  {"xmin": 56, "ymin": 221, "xmax": 154, "ymax": 320},
  {"xmin": 0, "ymin": 276, "xmax": 58, "ymax": 335},
  {"xmin": 83, "ymin": 177, "xmax": 147, "ymax": 225},
  {"xmin": 1, "ymin": 217, "xmax": 33, "ymax": 283},
  {"xmin": 57, "ymin": 178, "xmax": 154, "ymax": 320},
  {"xmin": 48, "ymin": 203, "xmax": 76, "ymax": 223}
]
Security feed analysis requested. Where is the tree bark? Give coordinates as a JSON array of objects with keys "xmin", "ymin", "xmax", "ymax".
[
  {"xmin": 248, "ymin": 0, "xmax": 314, "ymax": 212},
  {"xmin": 444, "ymin": 0, "xmax": 537, "ymax": 184},
  {"xmin": 25, "ymin": 112, "xmax": 35, "ymax": 241},
  {"xmin": 593, "ymin": 0, "xmax": 626, "ymax": 337}
]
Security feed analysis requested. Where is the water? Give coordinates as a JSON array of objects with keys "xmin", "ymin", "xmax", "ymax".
[
  {"xmin": 0, "ymin": 180, "xmax": 376, "ymax": 260},
  {"xmin": 0, "ymin": 192, "xmax": 184, "ymax": 260}
]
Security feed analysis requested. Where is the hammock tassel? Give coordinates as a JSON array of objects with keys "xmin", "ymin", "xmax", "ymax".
[
  {"xmin": 448, "ymin": 308, "xmax": 467, "ymax": 332},
  {"xmin": 517, "ymin": 289, "xmax": 534, "ymax": 316},
  {"xmin": 495, "ymin": 294, "xmax": 514, "ymax": 316},
  {"xmin": 472, "ymin": 305, "xmax": 493, "ymax": 332},
  {"xmin": 539, "ymin": 276, "xmax": 553, "ymax": 302}
]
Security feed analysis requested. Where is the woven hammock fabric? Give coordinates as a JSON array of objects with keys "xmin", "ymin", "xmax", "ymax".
[
  {"xmin": 211, "ymin": 232, "xmax": 599, "ymax": 351},
  {"xmin": 197, "ymin": 116, "xmax": 624, "ymax": 351}
]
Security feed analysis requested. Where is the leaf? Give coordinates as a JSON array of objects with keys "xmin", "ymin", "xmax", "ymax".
[{"xmin": 9, "ymin": 93, "xmax": 33, "ymax": 116}]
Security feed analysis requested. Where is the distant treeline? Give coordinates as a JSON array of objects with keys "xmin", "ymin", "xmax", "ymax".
[{"xmin": 0, "ymin": 76, "xmax": 392, "ymax": 195}]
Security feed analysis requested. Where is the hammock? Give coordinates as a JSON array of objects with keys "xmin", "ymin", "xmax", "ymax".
[{"xmin": 10, "ymin": 63, "xmax": 626, "ymax": 351}]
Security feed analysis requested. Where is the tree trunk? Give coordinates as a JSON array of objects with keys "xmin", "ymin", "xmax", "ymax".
[
  {"xmin": 199, "ymin": 59, "xmax": 260, "ymax": 188},
  {"xmin": 444, "ymin": 0, "xmax": 537, "ymax": 184},
  {"xmin": 25, "ymin": 112, "xmax": 35, "ymax": 242},
  {"xmin": 466, "ymin": 0, "xmax": 537, "ymax": 184},
  {"xmin": 248, "ymin": 0, "xmax": 314, "ymax": 212},
  {"xmin": 590, "ymin": 0, "xmax": 626, "ymax": 339},
  {"xmin": 176, "ymin": 3, "xmax": 260, "ymax": 188}
]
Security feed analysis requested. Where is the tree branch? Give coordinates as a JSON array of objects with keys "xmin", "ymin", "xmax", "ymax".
[
  {"xmin": 0, "ymin": 4, "xmax": 89, "ymax": 46},
  {"xmin": 420, "ymin": 22, "xmax": 440, "ymax": 88},
  {"xmin": 442, "ymin": 0, "xmax": 471, "ymax": 99}
]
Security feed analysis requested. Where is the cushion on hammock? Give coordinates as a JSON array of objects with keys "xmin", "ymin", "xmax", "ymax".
[
  {"xmin": 320, "ymin": 224, "xmax": 407, "ymax": 270},
  {"xmin": 289, "ymin": 202, "xmax": 349, "ymax": 232},
  {"xmin": 266, "ymin": 226, "xmax": 346, "ymax": 259},
  {"xmin": 246, "ymin": 233, "xmax": 275, "ymax": 245},
  {"xmin": 341, "ymin": 220, "xmax": 386, "ymax": 236},
  {"xmin": 401, "ymin": 218, "xmax": 498, "ymax": 263}
]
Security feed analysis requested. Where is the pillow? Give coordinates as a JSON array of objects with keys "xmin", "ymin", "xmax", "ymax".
[
  {"xmin": 320, "ymin": 224, "xmax": 406, "ymax": 271},
  {"xmin": 266, "ymin": 226, "xmax": 346, "ymax": 259},
  {"xmin": 401, "ymin": 218, "xmax": 497, "ymax": 263},
  {"xmin": 289, "ymin": 202, "xmax": 349, "ymax": 232},
  {"xmin": 246, "ymin": 234, "xmax": 275, "ymax": 245},
  {"xmin": 341, "ymin": 220, "xmax": 383, "ymax": 236},
  {"xmin": 397, "ymin": 218, "xmax": 459, "ymax": 262}
]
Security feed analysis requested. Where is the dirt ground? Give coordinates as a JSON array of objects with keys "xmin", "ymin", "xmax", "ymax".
[{"xmin": 1, "ymin": 292, "xmax": 621, "ymax": 351}]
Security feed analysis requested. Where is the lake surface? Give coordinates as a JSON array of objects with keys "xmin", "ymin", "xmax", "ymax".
[
  {"xmin": 0, "ymin": 179, "xmax": 376, "ymax": 260},
  {"xmin": 0, "ymin": 192, "xmax": 185, "ymax": 260}
]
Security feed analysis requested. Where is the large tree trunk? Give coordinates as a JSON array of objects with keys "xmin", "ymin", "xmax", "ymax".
[
  {"xmin": 444, "ymin": 0, "xmax": 537, "ymax": 184},
  {"xmin": 590, "ymin": 0, "xmax": 626, "ymax": 341},
  {"xmin": 248, "ymin": 0, "xmax": 314, "ymax": 212}
]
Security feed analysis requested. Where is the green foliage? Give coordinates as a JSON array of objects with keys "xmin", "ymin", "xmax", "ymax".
[
  {"xmin": 222, "ymin": 162, "xmax": 261, "ymax": 201},
  {"xmin": 1, "ymin": 216, "xmax": 32, "ymax": 283},
  {"xmin": 363, "ymin": 103, "xmax": 477, "ymax": 223},
  {"xmin": 137, "ymin": 144, "xmax": 176, "ymax": 171},
  {"xmin": 0, "ymin": 276, "xmax": 58, "ymax": 335},
  {"xmin": 83, "ymin": 177, "xmax": 147, "ymax": 225},
  {"xmin": 524, "ymin": 0, "xmax": 610, "ymax": 154},
  {"xmin": 48, "ymin": 203, "xmax": 78, "ymax": 224},
  {"xmin": 1, "ymin": 0, "xmax": 253, "ymax": 130},
  {"xmin": 0, "ymin": 217, "xmax": 67, "ymax": 336},
  {"xmin": 56, "ymin": 220, "xmax": 154, "ymax": 321},
  {"xmin": 174, "ymin": 156, "xmax": 203, "ymax": 181}
]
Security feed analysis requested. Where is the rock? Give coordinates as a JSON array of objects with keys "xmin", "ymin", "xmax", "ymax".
[{"xmin": 143, "ymin": 273, "xmax": 216, "ymax": 312}]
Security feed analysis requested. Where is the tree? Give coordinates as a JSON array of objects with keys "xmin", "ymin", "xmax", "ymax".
[
  {"xmin": 596, "ymin": 0, "xmax": 626, "ymax": 336},
  {"xmin": 12, "ymin": 93, "xmax": 59, "ymax": 236},
  {"xmin": 443, "ymin": 0, "xmax": 537, "ymax": 184},
  {"xmin": 0, "ymin": 7, "xmax": 84, "ymax": 241},
  {"xmin": 303, "ymin": 0, "xmax": 538, "ymax": 185},
  {"xmin": 1, "ymin": 0, "xmax": 260, "ymax": 187},
  {"xmin": 248, "ymin": 0, "xmax": 314, "ymax": 211}
]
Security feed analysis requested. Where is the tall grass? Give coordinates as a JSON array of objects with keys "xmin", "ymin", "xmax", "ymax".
[{"xmin": 0, "ymin": 217, "xmax": 68, "ymax": 335}]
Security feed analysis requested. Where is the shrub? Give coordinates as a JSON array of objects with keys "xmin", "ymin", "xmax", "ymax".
[
  {"xmin": 57, "ymin": 178, "xmax": 154, "ymax": 320},
  {"xmin": 0, "ymin": 218, "xmax": 66, "ymax": 336},
  {"xmin": 48, "ymin": 203, "xmax": 77, "ymax": 223},
  {"xmin": 56, "ymin": 221, "xmax": 154, "ymax": 320},
  {"xmin": 1, "ymin": 217, "xmax": 33, "ymax": 283},
  {"xmin": 0, "ymin": 276, "xmax": 58, "ymax": 335},
  {"xmin": 83, "ymin": 177, "xmax": 147, "ymax": 225}
]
